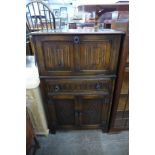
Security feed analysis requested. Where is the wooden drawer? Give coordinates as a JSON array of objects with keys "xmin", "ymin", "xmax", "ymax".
[{"xmin": 41, "ymin": 77, "xmax": 115, "ymax": 95}]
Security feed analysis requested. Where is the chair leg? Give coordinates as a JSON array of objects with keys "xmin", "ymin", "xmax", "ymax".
[
  {"xmin": 32, "ymin": 136, "xmax": 40, "ymax": 155},
  {"xmin": 34, "ymin": 136, "xmax": 40, "ymax": 148}
]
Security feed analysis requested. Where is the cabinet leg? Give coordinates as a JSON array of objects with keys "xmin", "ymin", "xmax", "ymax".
[
  {"xmin": 50, "ymin": 129, "xmax": 56, "ymax": 134},
  {"xmin": 50, "ymin": 125, "xmax": 56, "ymax": 134},
  {"xmin": 102, "ymin": 127, "xmax": 105, "ymax": 133},
  {"xmin": 102, "ymin": 126, "xmax": 108, "ymax": 133}
]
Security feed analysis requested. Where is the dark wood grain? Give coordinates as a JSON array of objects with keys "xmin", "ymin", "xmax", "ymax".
[
  {"xmin": 79, "ymin": 95, "xmax": 111, "ymax": 131},
  {"xmin": 42, "ymin": 77, "xmax": 114, "ymax": 95},
  {"xmin": 31, "ymin": 30, "xmax": 124, "ymax": 132},
  {"xmin": 33, "ymin": 34, "xmax": 122, "ymax": 76}
]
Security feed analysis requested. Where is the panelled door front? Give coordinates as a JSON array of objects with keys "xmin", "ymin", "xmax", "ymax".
[
  {"xmin": 77, "ymin": 35, "xmax": 121, "ymax": 75},
  {"xmin": 33, "ymin": 34, "xmax": 121, "ymax": 76},
  {"xmin": 34, "ymin": 35, "xmax": 75, "ymax": 76},
  {"xmin": 47, "ymin": 95, "xmax": 77, "ymax": 129},
  {"xmin": 78, "ymin": 95, "xmax": 112, "ymax": 131}
]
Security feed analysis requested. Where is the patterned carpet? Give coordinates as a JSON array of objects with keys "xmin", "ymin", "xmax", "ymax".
[{"xmin": 29, "ymin": 130, "xmax": 129, "ymax": 155}]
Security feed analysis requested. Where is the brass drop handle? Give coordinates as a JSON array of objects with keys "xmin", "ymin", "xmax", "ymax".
[
  {"xmin": 54, "ymin": 85, "xmax": 60, "ymax": 92},
  {"xmin": 74, "ymin": 36, "xmax": 80, "ymax": 44}
]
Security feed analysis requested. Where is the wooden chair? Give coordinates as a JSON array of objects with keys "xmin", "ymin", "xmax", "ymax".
[
  {"xmin": 26, "ymin": 0, "xmax": 56, "ymax": 32},
  {"xmin": 26, "ymin": 23, "xmax": 33, "ymax": 55}
]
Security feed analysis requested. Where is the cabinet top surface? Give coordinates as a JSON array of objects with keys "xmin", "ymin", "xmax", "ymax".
[{"xmin": 30, "ymin": 29, "xmax": 124, "ymax": 35}]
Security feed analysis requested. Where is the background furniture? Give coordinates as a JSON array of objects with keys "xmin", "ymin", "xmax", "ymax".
[
  {"xmin": 78, "ymin": 3, "xmax": 129, "ymax": 29},
  {"xmin": 60, "ymin": 7, "xmax": 68, "ymax": 29},
  {"xmin": 68, "ymin": 22, "xmax": 77, "ymax": 29},
  {"xmin": 77, "ymin": 3, "xmax": 129, "ymax": 131},
  {"xmin": 26, "ymin": 24, "xmax": 33, "ymax": 55},
  {"xmin": 109, "ymin": 19, "xmax": 129, "ymax": 131},
  {"xmin": 30, "ymin": 29, "xmax": 124, "ymax": 133},
  {"xmin": 26, "ymin": 0, "xmax": 56, "ymax": 32},
  {"xmin": 26, "ymin": 0, "xmax": 56, "ymax": 55},
  {"xmin": 26, "ymin": 109, "xmax": 40, "ymax": 155},
  {"xmin": 26, "ymin": 56, "xmax": 49, "ymax": 135}
]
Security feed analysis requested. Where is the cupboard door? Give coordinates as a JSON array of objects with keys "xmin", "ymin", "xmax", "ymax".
[
  {"xmin": 79, "ymin": 95, "xmax": 111, "ymax": 131},
  {"xmin": 47, "ymin": 95, "xmax": 77, "ymax": 129},
  {"xmin": 78, "ymin": 35, "xmax": 121, "ymax": 75},
  {"xmin": 34, "ymin": 35, "xmax": 75, "ymax": 76}
]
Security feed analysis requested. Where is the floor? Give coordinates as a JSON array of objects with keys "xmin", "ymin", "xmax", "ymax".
[{"xmin": 29, "ymin": 130, "xmax": 129, "ymax": 155}]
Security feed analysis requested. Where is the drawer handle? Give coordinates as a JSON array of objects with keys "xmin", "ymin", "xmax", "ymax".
[
  {"xmin": 74, "ymin": 36, "xmax": 80, "ymax": 44},
  {"xmin": 96, "ymin": 83, "xmax": 101, "ymax": 90},
  {"xmin": 54, "ymin": 85, "xmax": 60, "ymax": 92}
]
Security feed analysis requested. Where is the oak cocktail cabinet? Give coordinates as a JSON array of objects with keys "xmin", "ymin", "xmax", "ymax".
[{"xmin": 30, "ymin": 29, "xmax": 124, "ymax": 133}]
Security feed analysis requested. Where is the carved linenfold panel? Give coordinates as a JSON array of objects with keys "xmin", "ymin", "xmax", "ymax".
[
  {"xmin": 43, "ymin": 78, "xmax": 114, "ymax": 94},
  {"xmin": 79, "ymin": 41, "xmax": 111, "ymax": 71},
  {"xmin": 81, "ymin": 99, "xmax": 103, "ymax": 125},
  {"xmin": 80, "ymin": 96, "xmax": 111, "ymax": 126},
  {"xmin": 50, "ymin": 98, "xmax": 75, "ymax": 126},
  {"xmin": 34, "ymin": 35, "xmax": 121, "ymax": 76},
  {"xmin": 43, "ymin": 42, "xmax": 74, "ymax": 71}
]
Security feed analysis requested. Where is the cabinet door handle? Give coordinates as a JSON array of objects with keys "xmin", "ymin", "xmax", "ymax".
[
  {"xmin": 74, "ymin": 36, "xmax": 80, "ymax": 44},
  {"xmin": 54, "ymin": 85, "xmax": 60, "ymax": 92}
]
